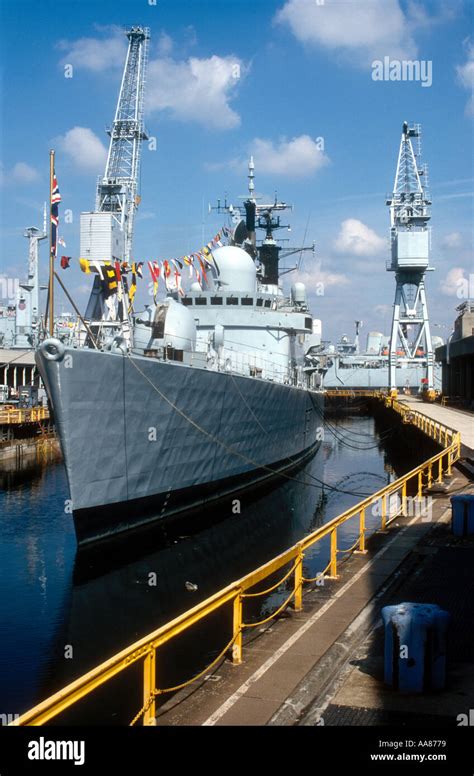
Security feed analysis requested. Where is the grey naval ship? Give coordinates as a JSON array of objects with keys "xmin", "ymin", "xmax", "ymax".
[{"xmin": 36, "ymin": 168, "xmax": 325, "ymax": 545}]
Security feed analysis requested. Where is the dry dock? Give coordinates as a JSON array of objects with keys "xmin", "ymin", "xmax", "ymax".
[{"xmin": 9, "ymin": 395, "xmax": 474, "ymax": 727}]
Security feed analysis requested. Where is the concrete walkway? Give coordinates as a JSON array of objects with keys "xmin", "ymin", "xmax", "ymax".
[
  {"xmin": 286, "ymin": 488, "xmax": 474, "ymax": 727},
  {"xmin": 401, "ymin": 397, "xmax": 474, "ymax": 456},
  {"xmin": 154, "ymin": 472, "xmax": 473, "ymax": 726}
]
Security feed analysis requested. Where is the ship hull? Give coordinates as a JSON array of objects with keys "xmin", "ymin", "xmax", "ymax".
[
  {"xmin": 36, "ymin": 346, "xmax": 323, "ymax": 545},
  {"xmin": 323, "ymin": 362, "xmax": 442, "ymax": 390}
]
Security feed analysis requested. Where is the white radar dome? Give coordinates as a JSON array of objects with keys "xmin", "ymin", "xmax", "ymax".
[
  {"xmin": 212, "ymin": 246, "xmax": 257, "ymax": 295},
  {"xmin": 291, "ymin": 282, "xmax": 307, "ymax": 306}
]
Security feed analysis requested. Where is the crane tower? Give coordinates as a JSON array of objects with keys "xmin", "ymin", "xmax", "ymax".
[
  {"xmin": 80, "ymin": 26, "xmax": 150, "ymax": 320},
  {"xmin": 386, "ymin": 121, "xmax": 435, "ymax": 399}
]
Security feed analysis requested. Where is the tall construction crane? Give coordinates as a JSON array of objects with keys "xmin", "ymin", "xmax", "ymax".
[
  {"xmin": 80, "ymin": 26, "xmax": 150, "ymax": 323},
  {"xmin": 386, "ymin": 121, "xmax": 435, "ymax": 399}
]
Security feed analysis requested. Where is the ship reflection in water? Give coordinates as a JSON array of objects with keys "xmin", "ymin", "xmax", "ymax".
[{"xmin": 0, "ymin": 411, "xmax": 439, "ymax": 722}]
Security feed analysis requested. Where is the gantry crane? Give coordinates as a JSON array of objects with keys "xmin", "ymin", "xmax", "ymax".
[
  {"xmin": 386, "ymin": 122, "xmax": 435, "ymax": 399},
  {"xmin": 80, "ymin": 26, "xmax": 150, "ymax": 324}
]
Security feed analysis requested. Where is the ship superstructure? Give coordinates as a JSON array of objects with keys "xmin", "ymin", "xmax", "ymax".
[{"xmin": 36, "ymin": 208, "xmax": 325, "ymax": 543}]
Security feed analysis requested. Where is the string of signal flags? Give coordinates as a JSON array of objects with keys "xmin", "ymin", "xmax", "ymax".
[{"xmin": 60, "ymin": 226, "xmax": 233, "ymax": 309}]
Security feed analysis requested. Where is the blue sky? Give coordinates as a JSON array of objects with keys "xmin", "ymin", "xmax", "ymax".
[{"xmin": 0, "ymin": 0, "xmax": 472, "ymax": 342}]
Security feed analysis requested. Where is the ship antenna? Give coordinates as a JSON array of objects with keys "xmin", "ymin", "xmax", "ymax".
[{"xmin": 248, "ymin": 156, "xmax": 255, "ymax": 201}]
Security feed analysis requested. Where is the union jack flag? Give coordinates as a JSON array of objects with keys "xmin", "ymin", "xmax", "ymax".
[{"xmin": 51, "ymin": 174, "xmax": 61, "ymax": 257}]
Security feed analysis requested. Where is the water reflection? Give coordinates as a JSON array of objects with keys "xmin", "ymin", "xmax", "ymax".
[{"xmin": 0, "ymin": 410, "xmax": 439, "ymax": 720}]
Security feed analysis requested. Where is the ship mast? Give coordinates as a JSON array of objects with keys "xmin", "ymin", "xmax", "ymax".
[{"xmin": 211, "ymin": 158, "xmax": 313, "ymax": 291}]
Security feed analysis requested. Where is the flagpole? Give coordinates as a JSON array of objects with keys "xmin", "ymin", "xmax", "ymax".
[{"xmin": 48, "ymin": 150, "xmax": 55, "ymax": 336}]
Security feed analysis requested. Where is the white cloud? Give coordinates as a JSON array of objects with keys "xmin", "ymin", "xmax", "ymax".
[
  {"xmin": 11, "ymin": 162, "xmax": 40, "ymax": 184},
  {"xmin": 440, "ymin": 267, "xmax": 468, "ymax": 296},
  {"xmin": 57, "ymin": 27, "xmax": 127, "ymax": 72},
  {"xmin": 136, "ymin": 211, "xmax": 156, "ymax": 222},
  {"xmin": 374, "ymin": 303, "xmax": 391, "ymax": 317},
  {"xmin": 207, "ymin": 135, "xmax": 328, "ymax": 177},
  {"xmin": 184, "ymin": 26, "xmax": 198, "ymax": 48},
  {"xmin": 354, "ymin": 259, "xmax": 384, "ymax": 274},
  {"xmin": 456, "ymin": 41, "xmax": 474, "ymax": 117},
  {"xmin": 251, "ymin": 135, "xmax": 328, "ymax": 177},
  {"xmin": 437, "ymin": 191, "xmax": 473, "ymax": 201},
  {"xmin": 57, "ymin": 127, "xmax": 108, "ymax": 172},
  {"xmin": 276, "ymin": 0, "xmax": 417, "ymax": 64},
  {"xmin": 57, "ymin": 29, "xmax": 244, "ymax": 131},
  {"xmin": 147, "ymin": 54, "xmax": 244, "ymax": 130},
  {"xmin": 157, "ymin": 32, "xmax": 173, "ymax": 56},
  {"xmin": 334, "ymin": 219, "xmax": 386, "ymax": 256},
  {"xmin": 317, "ymin": 270, "xmax": 350, "ymax": 288},
  {"xmin": 299, "ymin": 267, "xmax": 350, "ymax": 289},
  {"xmin": 442, "ymin": 231, "xmax": 462, "ymax": 248},
  {"xmin": 457, "ymin": 42, "xmax": 474, "ymax": 88}
]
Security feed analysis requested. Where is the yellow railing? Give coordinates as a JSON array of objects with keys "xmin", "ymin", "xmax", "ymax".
[
  {"xmin": 324, "ymin": 389, "xmax": 381, "ymax": 397},
  {"xmin": 389, "ymin": 397, "xmax": 462, "ymax": 449},
  {"xmin": 11, "ymin": 400, "xmax": 461, "ymax": 727},
  {"xmin": 0, "ymin": 406, "xmax": 50, "ymax": 425}
]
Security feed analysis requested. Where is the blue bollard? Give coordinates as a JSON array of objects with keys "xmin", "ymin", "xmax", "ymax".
[
  {"xmin": 467, "ymin": 495, "xmax": 474, "ymax": 534},
  {"xmin": 382, "ymin": 602, "xmax": 449, "ymax": 693},
  {"xmin": 451, "ymin": 494, "xmax": 474, "ymax": 536}
]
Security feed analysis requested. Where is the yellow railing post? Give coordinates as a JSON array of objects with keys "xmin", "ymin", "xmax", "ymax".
[
  {"xmin": 294, "ymin": 547, "xmax": 303, "ymax": 611},
  {"xmin": 356, "ymin": 508, "xmax": 366, "ymax": 553},
  {"xmin": 329, "ymin": 528, "xmax": 338, "ymax": 578},
  {"xmin": 401, "ymin": 482, "xmax": 407, "ymax": 516},
  {"xmin": 418, "ymin": 470, "xmax": 423, "ymax": 499},
  {"xmin": 143, "ymin": 648, "xmax": 156, "ymax": 726},
  {"xmin": 428, "ymin": 463, "xmax": 433, "ymax": 489},
  {"xmin": 232, "ymin": 593, "xmax": 243, "ymax": 665},
  {"xmin": 437, "ymin": 455, "xmax": 443, "ymax": 484},
  {"xmin": 381, "ymin": 494, "xmax": 387, "ymax": 531}
]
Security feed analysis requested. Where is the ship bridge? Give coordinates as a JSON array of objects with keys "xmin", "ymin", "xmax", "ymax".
[{"xmin": 180, "ymin": 245, "xmax": 317, "ymax": 386}]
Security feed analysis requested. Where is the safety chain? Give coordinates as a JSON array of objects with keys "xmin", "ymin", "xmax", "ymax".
[
  {"xmin": 129, "ymin": 688, "xmax": 157, "ymax": 727},
  {"xmin": 242, "ymin": 587, "xmax": 296, "ymax": 628},
  {"xmin": 302, "ymin": 559, "xmax": 332, "ymax": 584},
  {"xmin": 129, "ymin": 632, "xmax": 239, "ymax": 726},
  {"xmin": 337, "ymin": 535, "xmax": 362, "ymax": 555},
  {"xmin": 241, "ymin": 560, "xmax": 299, "ymax": 598}
]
